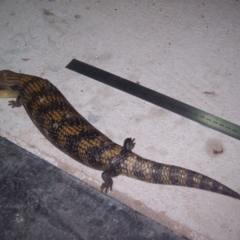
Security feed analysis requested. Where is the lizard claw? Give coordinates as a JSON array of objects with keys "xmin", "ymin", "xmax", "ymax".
[
  {"xmin": 8, "ymin": 100, "xmax": 18, "ymax": 108},
  {"xmin": 100, "ymin": 182, "xmax": 112, "ymax": 194}
]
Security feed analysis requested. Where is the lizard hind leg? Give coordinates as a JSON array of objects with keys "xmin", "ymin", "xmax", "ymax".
[
  {"xmin": 123, "ymin": 138, "xmax": 135, "ymax": 152},
  {"xmin": 101, "ymin": 169, "xmax": 119, "ymax": 194}
]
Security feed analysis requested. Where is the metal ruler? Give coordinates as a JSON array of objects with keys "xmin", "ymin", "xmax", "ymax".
[{"xmin": 66, "ymin": 59, "xmax": 240, "ymax": 141}]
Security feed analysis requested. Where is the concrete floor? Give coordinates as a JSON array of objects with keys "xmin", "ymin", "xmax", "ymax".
[
  {"xmin": 0, "ymin": 0, "xmax": 240, "ymax": 239},
  {"xmin": 0, "ymin": 136, "xmax": 188, "ymax": 240}
]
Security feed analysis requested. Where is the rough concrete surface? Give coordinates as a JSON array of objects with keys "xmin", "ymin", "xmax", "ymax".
[{"xmin": 0, "ymin": 136, "xmax": 188, "ymax": 240}]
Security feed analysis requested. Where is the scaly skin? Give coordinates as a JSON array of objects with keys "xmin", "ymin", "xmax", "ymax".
[{"xmin": 0, "ymin": 70, "xmax": 239, "ymax": 199}]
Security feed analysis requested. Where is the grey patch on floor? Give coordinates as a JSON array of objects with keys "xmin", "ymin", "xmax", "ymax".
[
  {"xmin": 88, "ymin": 111, "xmax": 100, "ymax": 123},
  {"xmin": 0, "ymin": 136, "xmax": 188, "ymax": 240}
]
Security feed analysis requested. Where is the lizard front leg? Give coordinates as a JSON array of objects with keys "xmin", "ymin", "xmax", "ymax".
[{"xmin": 8, "ymin": 95, "xmax": 23, "ymax": 108}]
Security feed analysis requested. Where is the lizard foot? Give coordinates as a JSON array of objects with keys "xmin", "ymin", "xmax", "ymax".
[
  {"xmin": 8, "ymin": 96, "xmax": 22, "ymax": 108},
  {"xmin": 123, "ymin": 138, "xmax": 135, "ymax": 152},
  {"xmin": 101, "ymin": 169, "xmax": 118, "ymax": 194},
  {"xmin": 100, "ymin": 182, "xmax": 112, "ymax": 194}
]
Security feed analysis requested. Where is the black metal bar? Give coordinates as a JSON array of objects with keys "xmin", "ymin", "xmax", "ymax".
[{"xmin": 66, "ymin": 59, "xmax": 240, "ymax": 140}]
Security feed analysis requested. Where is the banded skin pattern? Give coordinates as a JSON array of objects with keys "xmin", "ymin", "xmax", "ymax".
[{"xmin": 0, "ymin": 70, "xmax": 240, "ymax": 200}]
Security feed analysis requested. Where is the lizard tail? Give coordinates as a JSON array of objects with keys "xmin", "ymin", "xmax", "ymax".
[{"xmin": 122, "ymin": 155, "xmax": 240, "ymax": 200}]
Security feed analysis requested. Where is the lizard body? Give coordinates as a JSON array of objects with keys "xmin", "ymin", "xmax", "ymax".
[{"xmin": 0, "ymin": 70, "xmax": 239, "ymax": 199}]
